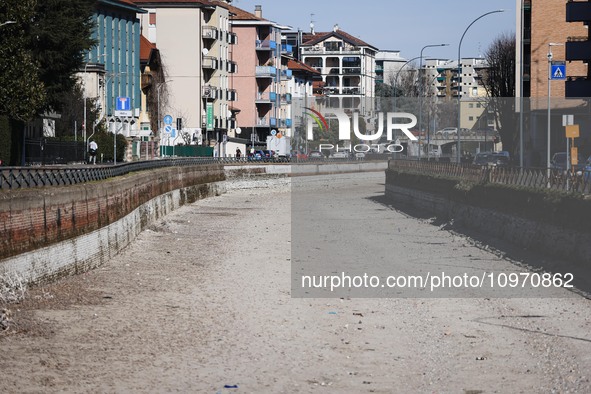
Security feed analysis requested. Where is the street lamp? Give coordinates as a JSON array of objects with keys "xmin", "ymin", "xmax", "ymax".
[
  {"xmin": 83, "ymin": 54, "xmax": 107, "ymax": 162},
  {"xmin": 456, "ymin": 9, "xmax": 504, "ymax": 163},
  {"xmin": 102, "ymin": 72, "xmax": 127, "ymax": 165},
  {"xmin": 547, "ymin": 42, "xmax": 563, "ymax": 187},
  {"xmin": 393, "ymin": 55, "xmax": 428, "ymax": 113},
  {"xmin": 419, "ymin": 44, "xmax": 448, "ymax": 159}
]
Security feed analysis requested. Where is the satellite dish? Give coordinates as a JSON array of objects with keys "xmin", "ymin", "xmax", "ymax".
[
  {"xmin": 202, "ymin": 48, "xmax": 209, "ymax": 56},
  {"xmin": 236, "ymin": 127, "xmax": 242, "ymax": 135}
]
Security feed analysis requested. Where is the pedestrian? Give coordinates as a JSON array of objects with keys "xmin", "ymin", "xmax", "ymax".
[
  {"xmin": 89, "ymin": 139, "xmax": 98, "ymax": 164},
  {"xmin": 236, "ymin": 148, "xmax": 241, "ymax": 159}
]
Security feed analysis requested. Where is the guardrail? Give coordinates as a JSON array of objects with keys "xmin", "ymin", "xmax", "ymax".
[
  {"xmin": 0, "ymin": 156, "xmax": 380, "ymax": 190},
  {"xmin": 389, "ymin": 159, "xmax": 591, "ymax": 195}
]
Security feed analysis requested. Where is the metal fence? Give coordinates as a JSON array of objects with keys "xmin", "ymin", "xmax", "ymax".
[{"xmin": 389, "ymin": 159, "xmax": 591, "ymax": 195}]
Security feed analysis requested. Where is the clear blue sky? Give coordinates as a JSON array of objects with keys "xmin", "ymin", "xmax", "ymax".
[{"xmin": 234, "ymin": 0, "xmax": 516, "ymax": 60}]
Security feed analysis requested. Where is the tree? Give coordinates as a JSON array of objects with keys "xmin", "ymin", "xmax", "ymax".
[
  {"xmin": 482, "ymin": 32, "xmax": 517, "ymax": 157},
  {"xmin": 54, "ymin": 83, "xmax": 102, "ymax": 138},
  {"xmin": 30, "ymin": 0, "xmax": 96, "ymax": 114},
  {"xmin": 0, "ymin": 0, "xmax": 46, "ymax": 121}
]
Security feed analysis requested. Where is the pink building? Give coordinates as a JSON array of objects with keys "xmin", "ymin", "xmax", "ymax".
[{"xmin": 228, "ymin": 4, "xmax": 286, "ymax": 149}]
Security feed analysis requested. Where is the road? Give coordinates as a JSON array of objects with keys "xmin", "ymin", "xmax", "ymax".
[{"xmin": 1, "ymin": 173, "xmax": 590, "ymax": 393}]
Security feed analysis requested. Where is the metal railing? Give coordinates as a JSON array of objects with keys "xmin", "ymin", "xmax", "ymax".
[
  {"xmin": 389, "ymin": 159, "xmax": 591, "ymax": 195},
  {"xmin": 0, "ymin": 156, "xmax": 386, "ymax": 190}
]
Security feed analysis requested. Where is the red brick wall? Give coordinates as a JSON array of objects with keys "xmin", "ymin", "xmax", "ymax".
[
  {"xmin": 0, "ymin": 165, "xmax": 225, "ymax": 261},
  {"xmin": 530, "ymin": 0, "xmax": 587, "ymax": 99}
]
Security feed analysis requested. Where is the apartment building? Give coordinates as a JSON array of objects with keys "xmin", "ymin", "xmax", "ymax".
[
  {"xmin": 375, "ymin": 50, "xmax": 407, "ymax": 86},
  {"xmin": 516, "ymin": 0, "xmax": 591, "ymax": 165},
  {"xmin": 227, "ymin": 4, "xmax": 290, "ymax": 148},
  {"xmin": 421, "ymin": 58, "xmax": 490, "ymax": 130},
  {"xmin": 134, "ymin": 0, "xmax": 236, "ymax": 152},
  {"xmin": 516, "ymin": 0, "xmax": 587, "ymax": 99},
  {"xmin": 79, "ymin": 0, "xmax": 145, "ymax": 140},
  {"xmin": 300, "ymin": 25, "xmax": 377, "ymax": 113}
]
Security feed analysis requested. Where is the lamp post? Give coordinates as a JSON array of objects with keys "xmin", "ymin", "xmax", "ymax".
[
  {"xmin": 83, "ymin": 54, "xmax": 107, "ymax": 162},
  {"xmin": 425, "ymin": 73, "xmax": 443, "ymax": 159},
  {"xmin": 102, "ymin": 72, "xmax": 127, "ymax": 165},
  {"xmin": 456, "ymin": 9, "xmax": 504, "ymax": 163},
  {"xmin": 547, "ymin": 42, "xmax": 563, "ymax": 187},
  {"xmin": 418, "ymin": 44, "xmax": 448, "ymax": 159},
  {"xmin": 393, "ymin": 55, "xmax": 428, "ymax": 113},
  {"xmin": 392, "ymin": 55, "xmax": 430, "ymax": 156}
]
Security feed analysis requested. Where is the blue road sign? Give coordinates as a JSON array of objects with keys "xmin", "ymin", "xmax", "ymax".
[
  {"xmin": 116, "ymin": 96, "xmax": 131, "ymax": 111},
  {"xmin": 551, "ymin": 62, "xmax": 566, "ymax": 80},
  {"xmin": 163, "ymin": 114, "xmax": 173, "ymax": 125}
]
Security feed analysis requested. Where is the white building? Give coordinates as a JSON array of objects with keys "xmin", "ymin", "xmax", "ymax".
[
  {"xmin": 134, "ymin": 0, "xmax": 236, "ymax": 148},
  {"xmin": 300, "ymin": 24, "xmax": 378, "ymax": 113}
]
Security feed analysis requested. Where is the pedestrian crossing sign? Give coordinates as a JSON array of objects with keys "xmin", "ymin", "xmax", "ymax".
[{"xmin": 551, "ymin": 61, "xmax": 566, "ymax": 80}]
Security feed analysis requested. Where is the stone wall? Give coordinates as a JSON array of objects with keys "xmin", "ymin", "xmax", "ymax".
[
  {"xmin": 0, "ymin": 165, "xmax": 225, "ymax": 283},
  {"xmin": 385, "ymin": 169, "xmax": 591, "ymax": 291}
]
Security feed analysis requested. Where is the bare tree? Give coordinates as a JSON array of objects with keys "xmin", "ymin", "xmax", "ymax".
[{"xmin": 482, "ymin": 32, "xmax": 517, "ymax": 157}]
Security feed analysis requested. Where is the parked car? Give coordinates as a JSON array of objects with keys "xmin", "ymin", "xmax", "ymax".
[
  {"xmin": 308, "ymin": 151, "xmax": 324, "ymax": 160},
  {"xmin": 584, "ymin": 156, "xmax": 591, "ymax": 181},
  {"xmin": 473, "ymin": 152, "xmax": 508, "ymax": 167},
  {"xmin": 329, "ymin": 151, "xmax": 349, "ymax": 159},
  {"xmin": 550, "ymin": 152, "xmax": 585, "ymax": 172},
  {"xmin": 261, "ymin": 150, "xmax": 278, "ymax": 161},
  {"xmin": 291, "ymin": 150, "xmax": 308, "ymax": 160},
  {"xmin": 435, "ymin": 127, "xmax": 458, "ymax": 137}
]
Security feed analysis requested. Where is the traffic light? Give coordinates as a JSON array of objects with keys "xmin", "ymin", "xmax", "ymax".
[{"xmin": 176, "ymin": 118, "xmax": 182, "ymax": 130}]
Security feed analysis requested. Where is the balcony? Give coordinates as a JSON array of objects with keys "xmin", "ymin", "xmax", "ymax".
[
  {"xmin": 301, "ymin": 46, "xmax": 362, "ymax": 55},
  {"xmin": 141, "ymin": 73, "xmax": 153, "ymax": 90},
  {"xmin": 227, "ymin": 60, "xmax": 238, "ymax": 73},
  {"xmin": 280, "ymin": 69, "xmax": 293, "ymax": 80},
  {"xmin": 202, "ymin": 26, "xmax": 219, "ymax": 40},
  {"xmin": 226, "ymin": 89, "xmax": 237, "ymax": 101},
  {"xmin": 566, "ymin": 1, "xmax": 591, "ymax": 22},
  {"xmin": 202, "ymin": 56, "xmax": 218, "ymax": 69},
  {"xmin": 255, "ymin": 91, "xmax": 277, "ymax": 104},
  {"xmin": 566, "ymin": 76, "xmax": 591, "ymax": 97},
  {"xmin": 341, "ymin": 87, "xmax": 361, "ymax": 95},
  {"xmin": 281, "ymin": 118, "xmax": 292, "ymax": 128},
  {"xmin": 281, "ymin": 93, "xmax": 292, "ymax": 103},
  {"xmin": 202, "ymin": 85, "xmax": 218, "ymax": 100},
  {"xmin": 228, "ymin": 32, "xmax": 238, "ymax": 45},
  {"xmin": 257, "ymin": 116, "xmax": 270, "ymax": 126},
  {"xmin": 281, "ymin": 43, "xmax": 293, "ymax": 55},
  {"xmin": 255, "ymin": 66, "xmax": 276, "ymax": 78},
  {"xmin": 566, "ymin": 38, "xmax": 591, "ymax": 62},
  {"xmin": 255, "ymin": 40, "xmax": 277, "ymax": 51},
  {"xmin": 343, "ymin": 67, "xmax": 361, "ymax": 75}
]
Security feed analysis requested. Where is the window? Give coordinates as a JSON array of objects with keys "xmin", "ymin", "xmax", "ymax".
[
  {"xmin": 469, "ymin": 116, "xmax": 474, "ymax": 121},
  {"xmin": 469, "ymin": 103, "xmax": 474, "ymax": 108},
  {"xmin": 149, "ymin": 12, "xmax": 156, "ymax": 26},
  {"xmin": 472, "ymin": 87, "xmax": 478, "ymax": 96},
  {"xmin": 324, "ymin": 41, "xmax": 342, "ymax": 51}
]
